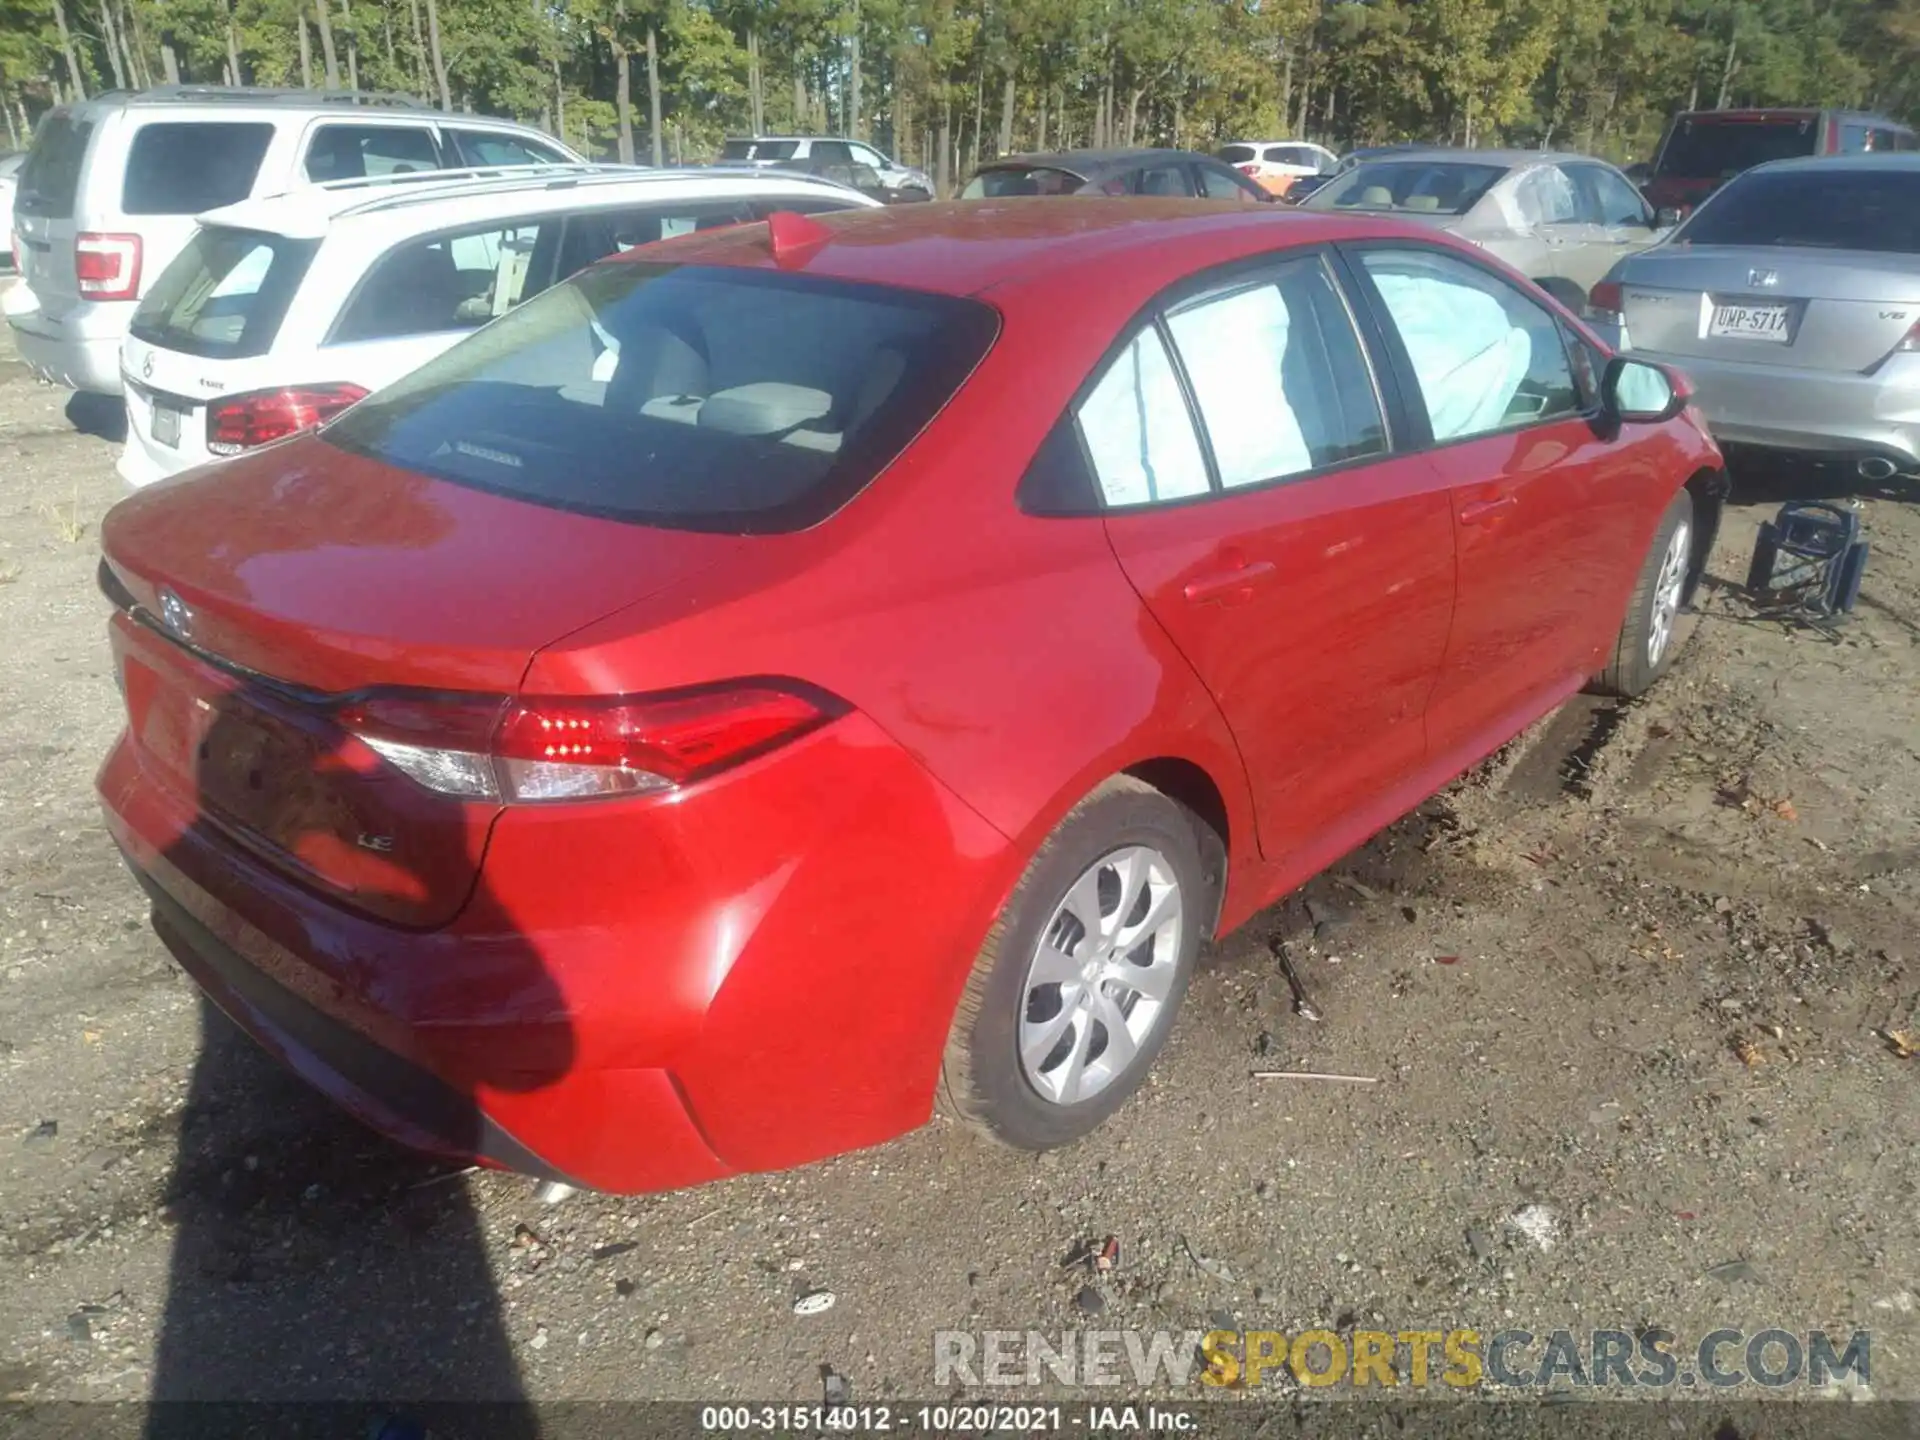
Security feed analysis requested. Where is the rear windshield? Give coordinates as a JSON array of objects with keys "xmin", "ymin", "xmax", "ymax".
[
  {"xmin": 129, "ymin": 226, "xmax": 318, "ymax": 359},
  {"xmin": 1676, "ymin": 168, "xmax": 1920, "ymax": 253},
  {"xmin": 1218, "ymin": 145, "xmax": 1257, "ymax": 165},
  {"xmin": 1309, "ymin": 160, "xmax": 1504, "ymax": 215},
  {"xmin": 323, "ymin": 261, "xmax": 1000, "ymax": 533},
  {"xmin": 721, "ymin": 139, "xmax": 799, "ymax": 162},
  {"xmin": 123, "ymin": 122, "xmax": 274, "ymax": 215},
  {"xmin": 1655, "ymin": 115, "xmax": 1820, "ymax": 180},
  {"xmin": 961, "ymin": 166, "xmax": 1085, "ymax": 198},
  {"xmin": 16, "ymin": 114, "xmax": 93, "ymax": 219}
]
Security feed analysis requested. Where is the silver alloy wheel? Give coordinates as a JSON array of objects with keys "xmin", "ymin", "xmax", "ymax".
[
  {"xmin": 1018, "ymin": 845, "xmax": 1184, "ymax": 1106},
  {"xmin": 1647, "ymin": 520, "xmax": 1692, "ymax": 667}
]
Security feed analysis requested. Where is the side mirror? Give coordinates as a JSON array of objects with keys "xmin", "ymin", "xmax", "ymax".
[
  {"xmin": 1653, "ymin": 206, "xmax": 1683, "ymax": 230},
  {"xmin": 1603, "ymin": 356, "xmax": 1687, "ymax": 424}
]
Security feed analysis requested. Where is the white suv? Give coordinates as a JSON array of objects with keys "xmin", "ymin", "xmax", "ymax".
[
  {"xmin": 9, "ymin": 85, "xmax": 581, "ymax": 397},
  {"xmin": 720, "ymin": 136, "xmax": 932, "ymax": 196},
  {"xmin": 117, "ymin": 164, "xmax": 879, "ymax": 487}
]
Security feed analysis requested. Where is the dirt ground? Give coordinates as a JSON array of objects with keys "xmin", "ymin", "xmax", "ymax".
[{"xmin": 0, "ymin": 312, "xmax": 1915, "ymax": 1423}]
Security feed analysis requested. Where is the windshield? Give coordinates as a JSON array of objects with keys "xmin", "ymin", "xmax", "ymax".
[
  {"xmin": 1655, "ymin": 115, "xmax": 1821, "ymax": 180},
  {"xmin": 1676, "ymin": 168, "xmax": 1920, "ymax": 253},
  {"xmin": 961, "ymin": 166, "xmax": 1085, "ymax": 198},
  {"xmin": 15, "ymin": 114, "xmax": 93, "ymax": 219},
  {"xmin": 324, "ymin": 260, "xmax": 999, "ymax": 534},
  {"xmin": 130, "ymin": 226, "xmax": 318, "ymax": 360},
  {"xmin": 721, "ymin": 139, "xmax": 799, "ymax": 162},
  {"xmin": 1307, "ymin": 160, "xmax": 1505, "ymax": 215}
]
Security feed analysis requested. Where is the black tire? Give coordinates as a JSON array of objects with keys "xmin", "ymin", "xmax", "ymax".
[
  {"xmin": 1533, "ymin": 276, "xmax": 1588, "ymax": 314},
  {"xmin": 938, "ymin": 777, "xmax": 1207, "ymax": 1150},
  {"xmin": 1593, "ymin": 487, "xmax": 1695, "ymax": 698}
]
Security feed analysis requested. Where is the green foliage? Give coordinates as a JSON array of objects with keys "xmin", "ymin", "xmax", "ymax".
[{"xmin": 5, "ymin": 0, "xmax": 1920, "ymax": 181}]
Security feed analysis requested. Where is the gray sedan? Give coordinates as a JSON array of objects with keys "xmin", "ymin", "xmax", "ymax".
[
  {"xmin": 1597, "ymin": 153, "xmax": 1920, "ymax": 479},
  {"xmin": 1302, "ymin": 148, "xmax": 1670, "ymax": 310}
]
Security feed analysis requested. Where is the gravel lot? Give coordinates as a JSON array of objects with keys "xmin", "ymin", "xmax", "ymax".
[{"xmin": 0, "ymin": 315, "xmax": 1916, "ymax": 1422}]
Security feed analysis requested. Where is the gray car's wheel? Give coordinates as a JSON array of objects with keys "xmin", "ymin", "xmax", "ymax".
[
  {"xmin": 1593, "ymin": 487, "xmax": 1694, "ymax": 697},
  {"xmin": 939, "ymin": 777, "xmax": 1206, "ymax": 1150},
  {"xmin": 1532, "ymin": 276, "xmax": 1589, "ymax": 314}
]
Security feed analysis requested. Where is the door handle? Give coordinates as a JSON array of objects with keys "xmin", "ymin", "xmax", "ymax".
[
  {"xmin": 1459, "ymin": 494, "xmax": 1517, "ymax": 524},
  {"xmin": 1183, "ymin": 557, "xmax": 1277, "ymax": 605}
]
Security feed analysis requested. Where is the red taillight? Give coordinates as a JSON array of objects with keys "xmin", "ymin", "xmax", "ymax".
[
  {"xmin": 1236, "ymin": 163, "xmax": 1260, "ymax": 177},
  {"xmin": 76, "ymin": 232, "xmax": 142, "ymax": 301},
  {"xmin": 1589, "ymin": 279, "xmax": 1624, "ymax": 321},
  {"xmin": 1898, "ymin": 318, "xmax": 1920, "ymax": 354},
  {"xmin": 338, "ymin": 683, "xmax": 841, "ymax": 803},
  {"xmin": 206, "ymin": 383, "xmax": 370, "ymax": 454}
]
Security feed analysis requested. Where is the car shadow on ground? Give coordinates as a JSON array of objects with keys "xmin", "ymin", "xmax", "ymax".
[
  {"xmin": 1721, "ymin": 444, "xmax": 1919, "ymax": 507},
  {"xmin": 66, "ymin": 391, "xmax": 127, "ymax": 444}
]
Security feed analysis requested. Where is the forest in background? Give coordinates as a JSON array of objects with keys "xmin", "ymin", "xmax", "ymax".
[{"xmin": 5, "ymin": 0, "xmax": 1920, "ymax": 190}]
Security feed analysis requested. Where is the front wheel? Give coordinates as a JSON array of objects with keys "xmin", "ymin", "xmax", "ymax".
[
  {"xmin": 1593, "ymin": 487, "xmax": 1694, "ymax": 697},
  {"xmin": 939, "ymin": 778, "xmax": 1206, "ymax": 1150}
]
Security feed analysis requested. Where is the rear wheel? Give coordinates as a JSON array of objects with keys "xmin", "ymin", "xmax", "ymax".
[
  {"xmin": 1532, "ymin": 276, "xmax": 1588, "ymax": 314},
  {"xmin": 1594, "ymin": 487, "xmax": 1694, "ymax": 697},
  {"xmin": 939, "ymin": 778, "xmax": 1206, "ymax": 1150}
]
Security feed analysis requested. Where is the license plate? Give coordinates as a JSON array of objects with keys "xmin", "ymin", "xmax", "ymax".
[
  {"xmin": 151, "ymin": 401, "xmax": 182, "ymax": 448},
  {"xmin": 1708, "ymin": 302, "xmax": 1791, "ymax": 343}
]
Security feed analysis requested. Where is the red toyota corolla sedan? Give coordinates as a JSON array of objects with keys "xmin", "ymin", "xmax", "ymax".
[{"xmin": 97, "ymin": 200, "xmax": 1723, "ymax": 1193}]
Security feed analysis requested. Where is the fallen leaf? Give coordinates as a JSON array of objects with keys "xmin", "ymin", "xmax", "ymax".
[
  {"xmin": 1879, "ymin": 1029, "xmax": 1917, "ymax": 1060},
  {"xmin": 1773, "ymin": 798, "xmax": 1799, "ymax": 822},
  {"xmin": 1732, "ymin": 1036, "xmax": 1765, "ymax": 1068}
]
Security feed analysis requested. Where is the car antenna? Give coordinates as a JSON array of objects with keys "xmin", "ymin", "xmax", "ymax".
[{"xmin": 765, "ymin": 210, "xmax": 834, "ymax": 267}]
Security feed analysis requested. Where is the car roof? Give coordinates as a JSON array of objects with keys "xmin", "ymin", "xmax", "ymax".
[
  {"xmin": 973, "ymin": 148, "xmax": 1208, "ymax": 179},
  {"xmin": 1745, "ymin": 152, "xmax": 1920, "ymax": 176},
  {"xmin": 621, "ymin": 196, "xmax": 1459, "ymax": 300},
  {"xmin": 198, "ymin": 165, "xmax": 868, "ymax": 241},
  {"xmin": 1671, "ymin": 106, "xmax": 1909, "ymax": 125},
  {"xmin": 60, "ymin": 84, "xmax": 437, "ymax": 117},
  {"xmin": 1347, "ymin": 147, "xmax": 1594, "ymax": 168}
]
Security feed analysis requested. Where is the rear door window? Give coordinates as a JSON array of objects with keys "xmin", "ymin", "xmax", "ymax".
[
  {"xmin": 961, "ymin": 166, "xmax": 1083, "ymax": 198},
  {"xmin": 1516, "ymin": 165, "xmax": 1582, "ymax": 226},
  {"xmin": 333, "ymin": 221, "xmax": 545, "ymax": 342},
  {"xmin": 1163, "ymin": 258, "xmax": 1387, "ymax": 486},
  {"xmin": 322, "ymin": 264, "xmax": 999, "ymax": 532},
  {"xmin": 1134, "ymin": 164, "xmax": 1195, "ymax": 197},
  {"xmin": 122, "ymin": 122, "xmax": 274, "ymax": 215},
  {"xmin": 305, "ymin": 124, "xmax": 442, "ymax": 181},
  {"xmin": 1077, "ymin": 325, "xmax": 1210, "ymax": 506},
  {"xmin": 129, "ymin": 226, "xmax": 317, "ymax": 359},
  {"xmin": 1573, "ymin": 164, "xmax": 1651, "ymax": 227},
  {"xmin": 1197, "ymin": 164, "xmax": 1250, "ymax": 200},
  {"xmin": 810, "ymin": 140, "xmax": 854, "ymax": 165},
  {"xmin": 452, "ymin": 129, "xmax": 570, "ymax": 166},
  {"xmin": 15, "ymin": 114, "xmax": 93, "ymax": 218},
  {"xmin": 1219, "ymin": 145, "xmax": 1257, "ymax": 165}
]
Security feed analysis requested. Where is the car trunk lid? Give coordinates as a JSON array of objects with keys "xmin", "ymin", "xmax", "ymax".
[
  {"xmin": 1618, "ymin": 245, "xmax": 1920, "ymax": 372},
  {"xmin": 102, "ymin": 436, "xmax": 743, "ymax": 926}
]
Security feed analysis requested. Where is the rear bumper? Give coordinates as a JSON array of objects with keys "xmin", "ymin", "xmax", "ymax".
[
  {"xmin": 97, "ymin": 693, "xmax": 1017, "ymax": 1193},
  {"xmin": 7, "ymin": 294, "xmax": 129, "ymax": 394},
  {"xmin": 1634, "ymin": 345, "xmax": 1920, "ymax": 468}
]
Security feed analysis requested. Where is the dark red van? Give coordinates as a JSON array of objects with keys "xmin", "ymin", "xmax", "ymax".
[{"xmin": 1645, "ymin": 107, "xmax": 1916, "ymax": 213}]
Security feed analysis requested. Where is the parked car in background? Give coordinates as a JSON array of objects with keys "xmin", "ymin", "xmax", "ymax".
[
  {"xmin": 1282, "ymin": 143, "xmax": 1426, "ymax": 204},
  {"xmin": 1215, "ymin": 139, "xmax": 1337, "ymax": 198},
  {"xmin": 1644, "ymin": 107, "xmax": 1915, "ymax": 217},
  {"xmin": 97, "ymin": 199, "xmax": 1720, "ymax": 1194},
  {"xmin": 962, "ymin": 148, "xmax": 1270, "ymax": 202},
  {"xmin": 8, "ymin": 85, "xmax": 582, "ymax": 398},
  {"xmin": 720, "ymin": 135, "xmax": 932, "ymax": 198},
  {"xmin": 770, "ymin": 155, "xmax": 931, "ymax": 203},
  {"xmin": 0, "ymin": 151, "xmax": 24, "ymax": 269},
  {"xmin": 1597, "ymin": 153, "xmax": 1920, "ymax": 480},
  {"xmin": 117, "ymin": 164, "xmax": 878, "ymax": 488},
  {"xmin": 1303, "ymin": 148, "xmax": 1673, "ymax": 309}
]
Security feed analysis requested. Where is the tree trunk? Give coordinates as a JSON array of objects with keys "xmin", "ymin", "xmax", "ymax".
[
  {"xmin": 646, "ymin": 24, "xmax": 662, "ymax": 166},
  {"xmin": 424, "ymin": 0, "xmax": 450, "ymax": 110},
  {"xmin": 746, "ymin": 26, "xmax": 763, "ymax": 134},
  {"xmin": 1036, "ymin": 84, "xmax": 1045, "ymax": 151},
  {"xmin": 3, "ymin": 102, "xmax": 16, "ymax": 148},
  {"xmin": 98, "ymin": 2, "xmax": 128, "ymax": 90},
  {"xmin": 848, "ymin": 0, "xmax": 862, "ymax": 138},
  {"xmin": 298, "ymin": 15, "xmax": 312, "ymax": 88},
  {"xmin": 1124, "ymin": 86, "xmax": 1143, "ymax": 147},
  {"xmin": 342, "ymin": 0, "xmax": 359, "ymax": 90},
  {"xmin": 997, "ymin": 72, "xmax": 1013, "ymax": 157},
  {"xmin": 612, "ymin": 0, "xmax": 634, "ymax": 160},
  {"xmin": 52, "ymin": 0, "xmax": 87, "ymax": 98},
  {"xmin": 936, "ymin": 96, "xmax": 951, "ymax": 198},
  {"xmin": 793, "ymin": 72, "xmax": 806, "ymax": 131},
  {"xmin": 1280, "ymin": 45, "xmax": 1292, "ymax": 129},
  {"xmin": 383, "ymin": 7, "xmax": 394, "ymax": 69},
  {"xmin": 314, "ymin": 0, "xmax": 340, "ymax": 88},
  {"xmin": 161, "ymin": 42, "xmax": 179, "ymax": 83},
  {"xmin": 408, "ymin": 0, "xmax": 428, "ymax": 99},
  {"xmin": 225, "ymin": 0, "xmax": 242, "ymax": 86},
  {"xmin": 1716, "ymin": 36, "xmax": 1736, "ymax": 109},
  {"xmin": 122, "ymin": 2, "xmax": 150, "ymax": 88},
  {"xmin": 554, "ymin": 57, "xmax": 564, "ymax": 146}
]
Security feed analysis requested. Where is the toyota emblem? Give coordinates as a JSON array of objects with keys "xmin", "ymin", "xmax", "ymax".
[
  {"xmin": 141, "ymin": 352, "xmax": 155, "ymax": 379},
  {"xmin": 157, "ymin": 587, "xmax": 193, "ymax": 641}
]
